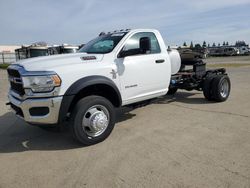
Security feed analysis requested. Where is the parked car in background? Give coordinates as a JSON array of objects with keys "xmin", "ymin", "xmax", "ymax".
[
  {"xmin": 238, "ymin": 46, "xmax": 250, "ymax": 55},
  {"xmin": 15, "ymin": 43, "xmax": 79, "ymax": 61},
  {"xmin": 15, "ymin": 42, "xmax": 49, "ymax": 61},
  {"xmin": 48, "ymin": 44, "xmax": 79, "ymax": 55},
  {"xmin": 208, "ymin": 47, "xmax": 239, "ymax": 56}
]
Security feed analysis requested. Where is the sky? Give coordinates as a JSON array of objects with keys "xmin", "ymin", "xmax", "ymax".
[{"xmin": 0, "ymin": 0, "xmax": 250, "ymax": 46}]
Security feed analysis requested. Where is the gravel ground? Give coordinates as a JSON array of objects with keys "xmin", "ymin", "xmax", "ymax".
[{"xmin": 0, "ymin": 57, "xmax": 250, "ymax": 188}]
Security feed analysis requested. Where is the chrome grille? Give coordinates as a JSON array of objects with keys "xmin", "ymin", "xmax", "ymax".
[{"xmin": 7, "ymin": 68, "xmax": 25, "ymax": 96}]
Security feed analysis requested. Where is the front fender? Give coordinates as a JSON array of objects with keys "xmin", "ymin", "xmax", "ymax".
[{"xmin": 58, "ymin": 75, "xmax": 122, "ymax": 123}]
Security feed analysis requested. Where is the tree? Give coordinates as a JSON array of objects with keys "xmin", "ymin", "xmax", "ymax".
[
  {"xmin": 208, "ymin": 44, "xmax": 210, "ymax": 47},
  {"xmin": 190, "ymin": 41, "xmax": 194, "ymax": 49},
  {"xmin": 218, "ymin": 43, "xmax": 221, "ymax": 47},
  {"xmin": 226, "ymin": 42, "xmax": 229, "ymax": 46},
  {"xmin": 212, "ymin": 43, "xmax": 216, "ymax": 47},
  {"xmin": 202, "ymin": 41, "xmax": 207, "ymax": 48},
  {"xmin": 235, "ymin": 41, "xmax": 247, "ymax": 47},
  {"xmin": 183, "ymin": 42, "xmax": 187, "ymax": 46},
  {"xmin": 223, "ymin": 41, "xmax": 225, "ymax": 46},
  {"xmin": 194, "ymin": 44, "xmax": 202, "ymax": 49}
]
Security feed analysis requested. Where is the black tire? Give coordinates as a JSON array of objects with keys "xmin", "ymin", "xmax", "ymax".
[
  {"xmin": 211, "ymin": 75, "xmax": 231, "ymax": 102},
  {"xmin": 202, "ymin": 76, "xmax": 215, "ymax": 101},
  {"xmin": 167, "ymin": 87, "xmax": 178, "ymax": 95},
  {"xmin": 70, "ymin": 95, "xmax": 115, "ymax": 146}
]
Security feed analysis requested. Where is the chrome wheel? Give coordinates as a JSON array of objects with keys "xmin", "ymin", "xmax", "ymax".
[
  {"xmin": 220, "ymin": 79, "xmax": 229, "ymax": 98},
  {"xmin": 82, "ymin": 105, "xmax": 110, "ymax": 137}
]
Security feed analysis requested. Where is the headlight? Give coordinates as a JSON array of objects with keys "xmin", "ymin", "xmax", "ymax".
[{"xmin": 22, "ymin": 74, "xmax": 61, "ymax": 93}]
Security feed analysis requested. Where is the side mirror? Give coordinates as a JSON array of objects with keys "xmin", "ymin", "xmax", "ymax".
[
  {"xmin": 118, "ymin": 50, "xmax": 128, "ymax": 58},
  {"xmin": 118, "ymin": 37, "xmax": 151, "ymax": 58},
  {"xmin": 139, "ymin": 37, "xmax": 151, "ymax": 53},
  {"xmin": 118, "ymin": 49, "xmax": 142, "ymax": 58}
]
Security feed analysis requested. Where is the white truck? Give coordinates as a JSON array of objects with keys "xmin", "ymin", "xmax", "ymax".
[{"xmin": 7, "ymin": 29, "xmax": 231, "ymax": 145}]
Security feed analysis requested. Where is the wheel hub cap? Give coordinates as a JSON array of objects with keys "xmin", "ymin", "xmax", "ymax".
[
  {"xmin": 91, "ymin": 112, "xmax": 108, "ymax": 132},
  {"xmin": 82, "ymin": 105, "xmax": 110, "ymax": 137},
  {"xmin": 220, "ymin": 79, "xmax": 229, "ymax": 98}
]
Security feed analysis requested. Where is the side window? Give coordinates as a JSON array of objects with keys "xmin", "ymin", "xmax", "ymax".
[{"xmin": 122, "ymin": 32, "xmax": 161, "ymax": 54}]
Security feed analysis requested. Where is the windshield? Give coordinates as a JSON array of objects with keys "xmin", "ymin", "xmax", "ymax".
[{"xmin": 79, "ymin": 32, "xmax": 127, "ymax": 54}]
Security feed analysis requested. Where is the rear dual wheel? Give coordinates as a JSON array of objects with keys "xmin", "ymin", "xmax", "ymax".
[
  {"xmin": 203, "ymin": 76, "xmax": 214, "ymax": 101},
  {"xmin": 203, "ymin": 75, "xmax": 231, "ymax": 102},
  {"xmin": 212, "ymin": 75, "xmax": 231, "ymax": 102}
]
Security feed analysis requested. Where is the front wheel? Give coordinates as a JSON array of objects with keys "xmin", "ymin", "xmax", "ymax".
[{"xmin": 70, "ymin": 95, "xmax": 115, "ymax": 145}]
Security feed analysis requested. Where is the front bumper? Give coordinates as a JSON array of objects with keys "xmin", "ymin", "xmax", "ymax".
[{"xmin": 8, "ymin": 92, "xmax": 63, "ymax": 124}]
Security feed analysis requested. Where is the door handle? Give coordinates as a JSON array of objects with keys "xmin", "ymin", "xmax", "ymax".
[{"xmin": 155, "ymin": 59, "xmax": 165, "ymax": 63}]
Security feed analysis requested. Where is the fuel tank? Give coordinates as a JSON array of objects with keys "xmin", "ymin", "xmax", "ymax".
[{"xmin": 168, "ymin": 49, "xmax": 181, "ymax": 75}]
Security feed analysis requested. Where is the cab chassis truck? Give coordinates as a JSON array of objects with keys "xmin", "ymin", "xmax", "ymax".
[{"xmin": 7, "ymin": 29, "xmax": 231, "ymax": 145}]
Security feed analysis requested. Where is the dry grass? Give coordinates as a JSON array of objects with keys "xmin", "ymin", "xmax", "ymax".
[
  {"xmin": 207, "ymin": 63, "xmax": 250, "ymax": 68},
  {"xmin": 0, "ymin": 63, "xmax": 10, "ymax": 69},
  {"xmin": 205, "ymin": 56, "xmax": 250, "ymax": 63}
]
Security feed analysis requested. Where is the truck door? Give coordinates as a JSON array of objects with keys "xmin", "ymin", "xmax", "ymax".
[{"xmin": 116, "ymin": 32, "xmax": 171, "ymax": 105}]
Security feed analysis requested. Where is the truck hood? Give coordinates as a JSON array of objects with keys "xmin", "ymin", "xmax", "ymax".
[{"xmin": 17, "ymin": 53, "xmax": 104, "ymax": 71}]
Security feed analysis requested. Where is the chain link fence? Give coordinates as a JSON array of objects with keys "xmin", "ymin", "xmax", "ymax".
[{"xmin": 0, "ymin": 52, "xmax": 16, "ymax": 64}]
